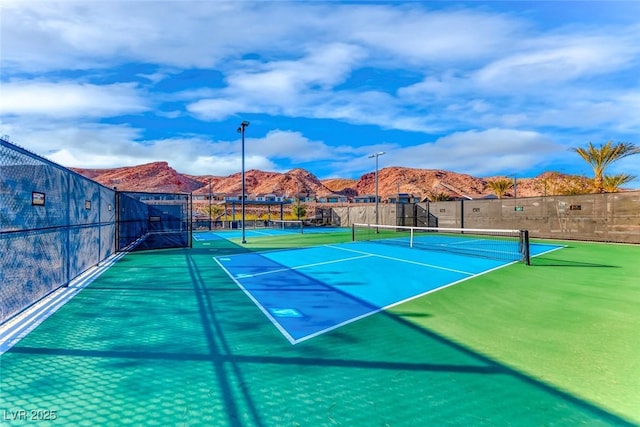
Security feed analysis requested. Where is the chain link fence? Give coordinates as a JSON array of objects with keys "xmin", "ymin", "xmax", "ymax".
[
  {"xmin": 1, "ymin": 138, "xmax": 191, "ymax": 324},
  {"xmin": 117, "ymin": 191, "xmax": 192, "ymax": 251}
]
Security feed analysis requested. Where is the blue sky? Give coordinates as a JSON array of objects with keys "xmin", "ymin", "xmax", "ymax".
[{"xmin": 1, "ymin": 1, "xmax": 639, "ymax": 184}]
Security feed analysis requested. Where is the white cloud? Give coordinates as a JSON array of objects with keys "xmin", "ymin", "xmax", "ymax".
[
  {"xmin": 137, "ymin": 71, "xmax": 171, "ymax": 84},
  {"xmin": 0, "ymin": 2, "xmax": 522, "ymax": 73},
  {"xmin": 257, "ymin": 130, "xmax": 336, "ymax": 161},
  {"xmin": 611, "ymin": 154, "xmax": 640, "ymax": 187},
  {"xmin": 1, "ymin": 2, "xmax": 226, "ymax": 71},
  {"xmin": 4, "ymin": 123, "xmax": 145, "ymax": 163},
  {"xmin": 18, "ymin": 127, "xmax": 270, "ymax": 176},
  {"xmin": 4, "ymin": 1, "xmax": 639, "ymax": 136},
  {"xmin": 474, "ymin": 34, "xmax": 640, "ymax": 90},
  {"xmin": 2, "ymin": 1, "xmax": 639, "ymax": 184},
  {"xmin": 344, "ymin": 5, "xmax": 524, "ymax": 66},
  {"xmin": 0, "ymin": 81, "xmax": 149, "ymax": 118},
  {"xmin": 173, "ymin": 153, "xmax": 276, "ymax": 177},
  {"xmin": 186, "ymin": 43, "xmax": 367, "ymax": 120},
  {"xmin": 384, "ymin": 129, "xmax": 562, "ymax": 177},
  {"xmin": 308, "ymin": 90, "xmax": 402, "ymax": 125},
  {"xmin": 187, "ymin": 99, "xmax": 248, "ymax": 121},
  {"xmin": 156, "ymin": 110, "xmax": 182, "ymax": 119},
  {"xmin": 396, "ymin": 26, "xmax": 640, "ymax": 133},
  {"xmin": 0, "ymin": 118, "xmax": 336, "ymax": 175},
  {"xmin": 610, "ymin": 92, "xmax": 640, "ymax": 133},
  {"xmin": 400, "ymin": 32, "xmax": 640, "ymax": 100},
  {"xmin": 230, "ymin": 44, "xmax": 366, "ymax": 96},
  {"xmin": 315, "ymin": 128, "xmax": 563, "ymax": 179}
]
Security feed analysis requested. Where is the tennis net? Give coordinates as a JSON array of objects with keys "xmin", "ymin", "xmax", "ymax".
[
  {"xmin": 352, "ymin": 223, "xmax": 530, "ymax": 264},
  {"xmin": 266, "ymin": 219, "xmax": 304, "ymax": 233}
]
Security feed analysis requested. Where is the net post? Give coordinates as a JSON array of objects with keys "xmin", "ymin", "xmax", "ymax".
[
  {"xmin": 351, "ymin": 224, "xmax": 355, "ymax": 241},
  {"xmin": 520, "ymin": 229, "xmax": 530, "ymax": 265},
  {"xmin": 410, "ymin": 228, "xmax": 414, "ymax": 248}
]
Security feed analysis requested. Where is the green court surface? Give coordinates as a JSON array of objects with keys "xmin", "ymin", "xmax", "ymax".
[{"xmin": 1, "ymin": 230, "xmax": 638, "ymax": 426}]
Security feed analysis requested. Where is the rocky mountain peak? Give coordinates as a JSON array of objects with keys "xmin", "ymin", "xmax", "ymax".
[{"xmin": 72, "ymin": 162, "xmax": 556, "ymax": 199}]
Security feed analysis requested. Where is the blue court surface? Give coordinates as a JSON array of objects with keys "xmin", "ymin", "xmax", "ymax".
[{"xmin": 214, "ymin": 240, "xmax": 561, "ymax": 344}]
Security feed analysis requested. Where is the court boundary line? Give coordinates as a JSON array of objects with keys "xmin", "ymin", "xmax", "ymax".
[
  {"xmin": 235, "ymin": 254, "xmax": 374, "ymax": 279},
  {"xmin": 213, "ymin": 256, "xmax": 298, "ymax": 345},
  {"xmin": 294, "ymin": 260, "xmax": 516, "ymax": 344},
  {"xmin": 248, "ymin": 229, "xmax": 282, "ymax": 237},
  {"xmin": 194, "ymin": 229, "xmax": 296, "ymax": 241},
  {"xmin": 325, "ymin": 244, "xmax": 476, "ymax": 275},
  {"xmin": 214, "ymin": 242, "xmax": 566, "ymax": 345},
  {"xmin": 214, "ymin": 244, "xmax": 493, "ymax": 345},
  {"xmin": 0, "ymin": 252, "xmax": 127, "ymax": 355}
]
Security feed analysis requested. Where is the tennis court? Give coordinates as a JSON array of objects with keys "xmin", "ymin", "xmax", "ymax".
[
  {"xmin": 214, "ymin": 234, "xmax": 560, "ymax": 344},
  {"xmin": 1, "ymin": 227, "xmax": 638, "ymax": 426},
  {"xmin": 192, "ymin": 225, "xmax": 346, "ymax": 243}
]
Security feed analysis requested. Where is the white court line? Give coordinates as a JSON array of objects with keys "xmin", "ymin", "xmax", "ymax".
[
  {"xmin": 213, "ymin": 244, "xmax": 517, "ymax": 345},
  {"xmin": 290, "ymin": 251, "xmax": 520, "ymax": 345},
  {"xmin": 213, "ymin": 250, "xmax": 373, "ymax": 345},
  {"xmin": 213, "ymin": 257, "xmax": 297, "ymax": 345},
  {"xmin": 325, "ymin": 244, "xmax": 475, "ymax": 276},
  {"xmin": 194, "ymin": 229, "xmax": 280, "ymax": 241},
  {"xmin": 289, "ymin": 247, "xmax": 517, "ymax": 344},
  {"xmin": 250, "ymin": 230, "xmax": 281, "ymax": 236},
  {"xmin": 214, "ymin": 243, "xmax": 565, "ymax": 345},
  {"xmin": 532, "ymin": 244, "xmax": 566, "ymax": 257},
  {"xmin": 0, "ymin": 251, "xmax": 127, "ymax": 355},
  {"xmin": 230, "ymin": 254, "xmax": 374, "ymax": 279}
]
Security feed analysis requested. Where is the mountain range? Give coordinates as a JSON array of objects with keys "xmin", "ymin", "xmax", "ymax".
[{"xmin": 71, "ymin": 161, "xmax": 551, "ymax": 200}]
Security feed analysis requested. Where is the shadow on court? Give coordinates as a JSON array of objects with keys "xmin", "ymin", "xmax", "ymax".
[
  {"xmin": 532, "ymin": 257, "xmax": 618, "ymax": 268},
  {"xmin": 1, "ymin": 236, "xmax": 636, "ymax": 426}
]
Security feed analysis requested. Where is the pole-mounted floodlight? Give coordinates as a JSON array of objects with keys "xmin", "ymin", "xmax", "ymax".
[
  {"xmin": 237, "ymin": 120, "xmax": 250, "ymax": 243},
  {"xmin": 368, "ymin": 151, "xmax": 386, "ymax": 228}
]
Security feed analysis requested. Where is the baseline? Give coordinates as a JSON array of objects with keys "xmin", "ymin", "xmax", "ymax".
[{"xmin": 214, "ymin": 243, "xmax": 509, "ymax": 344}]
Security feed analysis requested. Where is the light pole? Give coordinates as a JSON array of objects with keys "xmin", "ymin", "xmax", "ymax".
[
  {"xmin": 368, "ymin": 151, "xmax": 386, "ymax": 227},
  {"xmin": 208, "ymin": 177, "xmax": 212, "ymax": 230},
  {"xmin": 237, "ymin": 120, "xmax": 250, "ymax": 243},
  {"xmin": 296, "ymin": 182, "xmax": 301, "ymax": 220}
]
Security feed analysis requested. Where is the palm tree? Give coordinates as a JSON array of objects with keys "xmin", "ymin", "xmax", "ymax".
[
  {"xmin": 427, "ymin": 191, "xmax": 452, "ymax": 202},
  {"xmin": 602, "ymin": 174, "xmax": 636, "ymax": 193},
  {"xmin": 486, "ymin": 177, "xmax": 513, "ymax": 199},
  {"xmin": 201, "ymin": 204, "xmax": 224, "ymax": 220},
  {"xmin": 573, "ymin": 141, "xmax": 640, "ymax": 193}
]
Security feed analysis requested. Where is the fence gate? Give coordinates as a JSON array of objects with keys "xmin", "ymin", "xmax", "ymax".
[{"xmin": 416, "ymin": 204, "xmax": 438, "ymax": 227}]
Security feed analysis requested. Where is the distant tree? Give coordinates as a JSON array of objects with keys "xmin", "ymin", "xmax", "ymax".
[
  {"xmin": 200, "ymin": 204, "xmax": 224, "ymax": 220},
  {"xmin": 572, "ymin": 141, "xmax": 640, "ymax": 193},
  {"xmin": 602, "ymin": 173, "xmax": 636, "ymax": 193},
  {"xmin": 426, "ymin": 191, "xmax": 452, "ymax": 202},
  {"xmin": 560, "ymin": 175, "xmax": 595, "ymax": 195},
  {"xmin": 534, "ymin": 173, "xmax": 593, "ymax": 196},
  {"xmin": 292, "ymin": 198, "xmax": 307, "ymax": 220},
  {"xmin": 486, "ymin": 178, "xmax": 513, "ymax": 199},
  {"xmin": 533, "ymin": 174, "xmax": 555, "ymax": 196}
]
